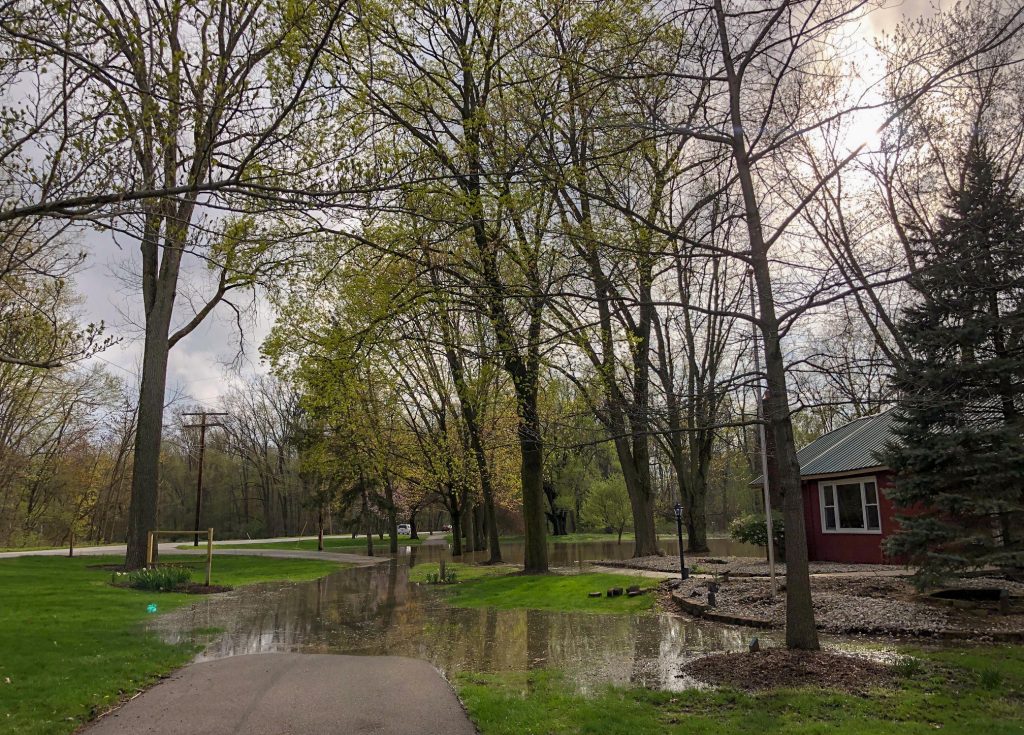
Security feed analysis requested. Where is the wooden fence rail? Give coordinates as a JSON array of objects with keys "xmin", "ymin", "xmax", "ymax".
[{"xmin": 147, "ymin": 528, "xmax": 214, "ymax": 586}]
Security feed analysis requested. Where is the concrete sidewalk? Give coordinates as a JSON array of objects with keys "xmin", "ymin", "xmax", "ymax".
[{"xmin": 82, "ymin": 653, "xmax": 477, "ymax": 735}]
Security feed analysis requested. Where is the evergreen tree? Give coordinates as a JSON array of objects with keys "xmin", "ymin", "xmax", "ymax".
[{"xmin": 883, "ymin": 138, "xmax": 1024, "ymax": 586}]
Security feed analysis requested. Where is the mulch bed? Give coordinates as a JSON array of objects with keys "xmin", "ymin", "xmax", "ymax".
[
  {"xmin": 682, "ymin": 649, "xmax": 893, "ymax": 692},
  {"xmin": 179, "ymin": 583, "xmax": 232, "ymax": 594},
  {"xmin": 107, "ymin": 581, "xmax": 233, "ymax": 594},
  {"xmin": 662, "ymin": 574, "xmax": 1024, "ymax": 638}
]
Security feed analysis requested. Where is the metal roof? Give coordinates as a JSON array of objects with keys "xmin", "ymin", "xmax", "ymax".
[
  {"xmin": 750, "ymin": 409, "xmax": 897, "ymax": 484},
  {"xmin": 795, "ymin": 409, "xmax": 896, "ymax": 477}
]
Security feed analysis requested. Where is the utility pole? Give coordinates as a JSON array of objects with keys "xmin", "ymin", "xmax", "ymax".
[{"xmin": 182, "ymin": 411, "xmax": 229, "ymax": 546}]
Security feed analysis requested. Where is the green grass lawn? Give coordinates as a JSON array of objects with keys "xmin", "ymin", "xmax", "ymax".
[
  {"xmin": 191, "ymin": 535, "xmax": 425, "ymax": 551},
  {"xmin": 0, "ymin": 554, "xmax": 342, "ymax": 735},
  {"xmin": 416, "ymin": 565, "xmax": 657, "ymax": 614},
  {"xmin": 456, "ymin": 646, "xmax": 1024, "ymax": 735}
]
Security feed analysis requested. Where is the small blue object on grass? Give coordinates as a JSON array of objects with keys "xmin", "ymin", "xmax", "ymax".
[{"xmin": 147, "ymin": 603, "xmax": 158, "ymax": 614}]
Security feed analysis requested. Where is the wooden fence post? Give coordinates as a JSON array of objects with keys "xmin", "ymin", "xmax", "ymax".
[
  {"xmin": 205, "ymin": 528, "xmax": 214, "ymax": 586},
  {"xmin": 146, "ymin": 531, "xmax": 155, "ymax": 568}
]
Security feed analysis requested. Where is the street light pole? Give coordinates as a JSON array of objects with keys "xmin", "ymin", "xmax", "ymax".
[{"xmin": 673, "ymin": 503, "xmax": 688, "ymax": 580}]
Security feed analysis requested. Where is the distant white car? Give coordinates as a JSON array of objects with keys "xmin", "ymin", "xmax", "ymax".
[{"xmin": 397, "ymin": 524, "xmax": 412, "ymax": 535}]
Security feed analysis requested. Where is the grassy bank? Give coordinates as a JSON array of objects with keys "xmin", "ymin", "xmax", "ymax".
[
  {"xmin": 193, "ymin": 535, "xmax": 425, "ymax": 551},
  {"xmin": 456, "ymin": 646, "xmax": 1024, "ymax": 735},
  {"xmin": 0, "ymin": 554, "xmax": 342, "ymax": 735},
  {"xmin": 412, "ymin": 563, "xmax": 656, "ymax": 614}
]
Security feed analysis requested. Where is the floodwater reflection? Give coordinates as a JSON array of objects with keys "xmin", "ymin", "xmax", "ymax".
[
  {"xmin": 401, "ymin": 536, "xmax": 761, "ymax": 567},
  {"xmin": 152, "ymin": 547, "xmax": 776, "ymax": 691}
]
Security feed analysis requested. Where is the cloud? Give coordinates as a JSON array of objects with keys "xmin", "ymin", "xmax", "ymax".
[{"xmin": 73, "ymin": 227, "xmax": 272, "ymax": 405}]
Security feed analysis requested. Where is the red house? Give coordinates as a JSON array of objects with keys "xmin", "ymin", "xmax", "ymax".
[
  {"xmin": 795, "ymin": 410, "xmax": 901, "ymax": 564},
  {"xmin": 758, "ymin": 410, "xmax": 902, "ymax": 564}
]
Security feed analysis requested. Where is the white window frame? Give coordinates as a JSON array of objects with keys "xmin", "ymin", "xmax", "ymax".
[{"xmin": 818, "ymin": 476, "xmax": 882, "ymax": 535}]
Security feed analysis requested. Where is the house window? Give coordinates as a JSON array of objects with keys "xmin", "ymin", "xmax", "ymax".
[{"xmin": 819, "ymin": 478, "xmax": 881, "ymax": 534}]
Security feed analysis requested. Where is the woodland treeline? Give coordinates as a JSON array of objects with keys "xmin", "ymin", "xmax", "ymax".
[
  {"xmin": 2, "ymin": 0, "xmax": 1022, "ymax": 650},
  {"xmin": 0, "ymin": 366, "xmax": 766, "ymax": 549}
]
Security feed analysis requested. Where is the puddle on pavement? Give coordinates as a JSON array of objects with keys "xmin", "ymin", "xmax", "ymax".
[{"xmin": 149, "ymin": 540, "xmax": 778, "ymax": 692}]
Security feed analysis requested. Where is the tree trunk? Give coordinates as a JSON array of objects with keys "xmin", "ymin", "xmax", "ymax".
[
  {"xmin": 468, "ymin": 501, "xmax": 479, "ymax": 552},
  {"xmin": 616, "ymin": 438, "xmax": 660, "ymax": 557},
  {"xmin": 124, "ymin": 287, "xmax": 175, "ymax": 569},
  {"xmin": 519, "ymin": 413, "xmax": 548, "ymax": 573},
  {"xmin": 362, "ymin": 485, "xmax": 374, "ymax": 557},
  {"xmin": 685, "ymin": 485, "xmax": 710, "ymax": 553},
  {"xmin": 436, "ymin": 302, "xmax": 503, "ymax": 563},
  {"xmin": 474, "ymin": 504, "xmax": 487, "ymax": 551},
  {"xmin": 409, "ymin": 509, "xmax": 419, "ymax": 540},
  {"xmin": 714, "ymin": 0, "xmax": 818, "ymax": 650},
  {"xmin": 465, "ymin": 499, "xmax": 475, "ymax": 549},
  {"xmin": 450, "ymin": 506, "xmax": 463, "ymax": 557},
  {"xmin": 385, "ymin": 478, "xmax": 398, "ymax": 554},
  {"xmin": 317, "ymin": 504, "xmax": 324, "ymax": 552}
]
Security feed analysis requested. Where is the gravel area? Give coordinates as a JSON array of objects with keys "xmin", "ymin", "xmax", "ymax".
[
  {"xmin": 599, "ymin": 555, "xmax": 907, "ymax": 576},
  {"xmin": 665, "ymin": 574, "xmax": 1024, "ymax": 637}
]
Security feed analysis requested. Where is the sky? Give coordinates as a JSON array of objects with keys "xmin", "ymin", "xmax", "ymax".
[
  {"xmin": 75, "ymin": 226, "xmax": 272, "ymax": 407},
  {"xmin": 69, "ymin": 0, "xmax": 941, "ymax": 406}
]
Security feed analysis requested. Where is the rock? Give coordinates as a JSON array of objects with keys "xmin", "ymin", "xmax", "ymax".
[
  {"xmin": 749, "ymin": 637, "xmax": 760, "ymax": 653},
  {"xmin": 627, "ymin": 589, "xmax": 643, "ymax": 597},
  {"xmin": 999, "ymin": 589, "xmax": 1010, "ymax": 615},
  {"xmin": 588, "ymin": 591, "xmax": 602, "ymax": 598},
  {"xmin": 607, "ymin": 587, "xmax": 624, "ymax": 597}
]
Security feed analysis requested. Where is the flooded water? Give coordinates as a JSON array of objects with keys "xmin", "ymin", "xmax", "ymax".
[
  {"xmin": 151, "ymin": 539, "xmax": 776, "ymax": 692},
  {"xmin": 413, "ymin": 536, "xmax": 762, "ymax": 567}
]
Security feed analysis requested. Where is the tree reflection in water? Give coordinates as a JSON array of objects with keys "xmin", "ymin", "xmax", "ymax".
[{"xmin": 149, "ymin": 548, "xmax": 772, "ymax": 692}]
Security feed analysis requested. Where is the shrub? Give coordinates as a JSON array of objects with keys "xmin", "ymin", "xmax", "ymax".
[
  {"xmin": 425, "ymin": 560, "xmax": 458, "ymax": 585},
  {"xmin": 116, "ymin": 565, "xmax": 193, "ymax": 592},
  {"xmin": 728, "ymin": 513, "xmax": 784, "ymax": 549},
  {"xmin": 893, "ymin": 656, "xmax": 925, "ymax": 678}
]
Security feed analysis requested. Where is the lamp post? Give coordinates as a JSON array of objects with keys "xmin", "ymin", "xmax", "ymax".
[{"xmin": 673, "ymin": 503, "xmax": 688, "ymax": 580}]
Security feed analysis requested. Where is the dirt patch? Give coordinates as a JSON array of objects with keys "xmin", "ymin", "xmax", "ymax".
[
  {"xmin": 683, "ymin": 649, "xmax": 893, "ymax": 692},
  {"xmin": 179, "ymin": 583, "xmax": 232, "ymax": 594}
]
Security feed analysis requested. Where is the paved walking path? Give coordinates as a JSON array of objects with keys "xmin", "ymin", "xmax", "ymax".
[
  {"xmin": 0, "ymin": 542, "xmax": 386, "ymax": 566},
  {"xmin": 81, "ymin": 653, "xmax": 477, "ymax": 735}
]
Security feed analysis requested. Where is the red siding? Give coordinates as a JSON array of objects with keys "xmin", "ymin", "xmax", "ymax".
[{"xmin": 802, "ymin": 471, "xmax": 900, "ymax": 564}]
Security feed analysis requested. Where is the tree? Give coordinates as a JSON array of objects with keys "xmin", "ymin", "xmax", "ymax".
[
  {"xmin": 883, "ymin": 139, "xmax": 1024, "ymax": 586},
  {"xmin": 20, "ymin": 0, "xmax": 346, "ymax": 569},
  {"xmin": 582, "ymin": 477, "xmax": 632, "ymax": 544},
  {"xmin": 327, "ymin": 0, "xmax": 559, "ymax": 572}
]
